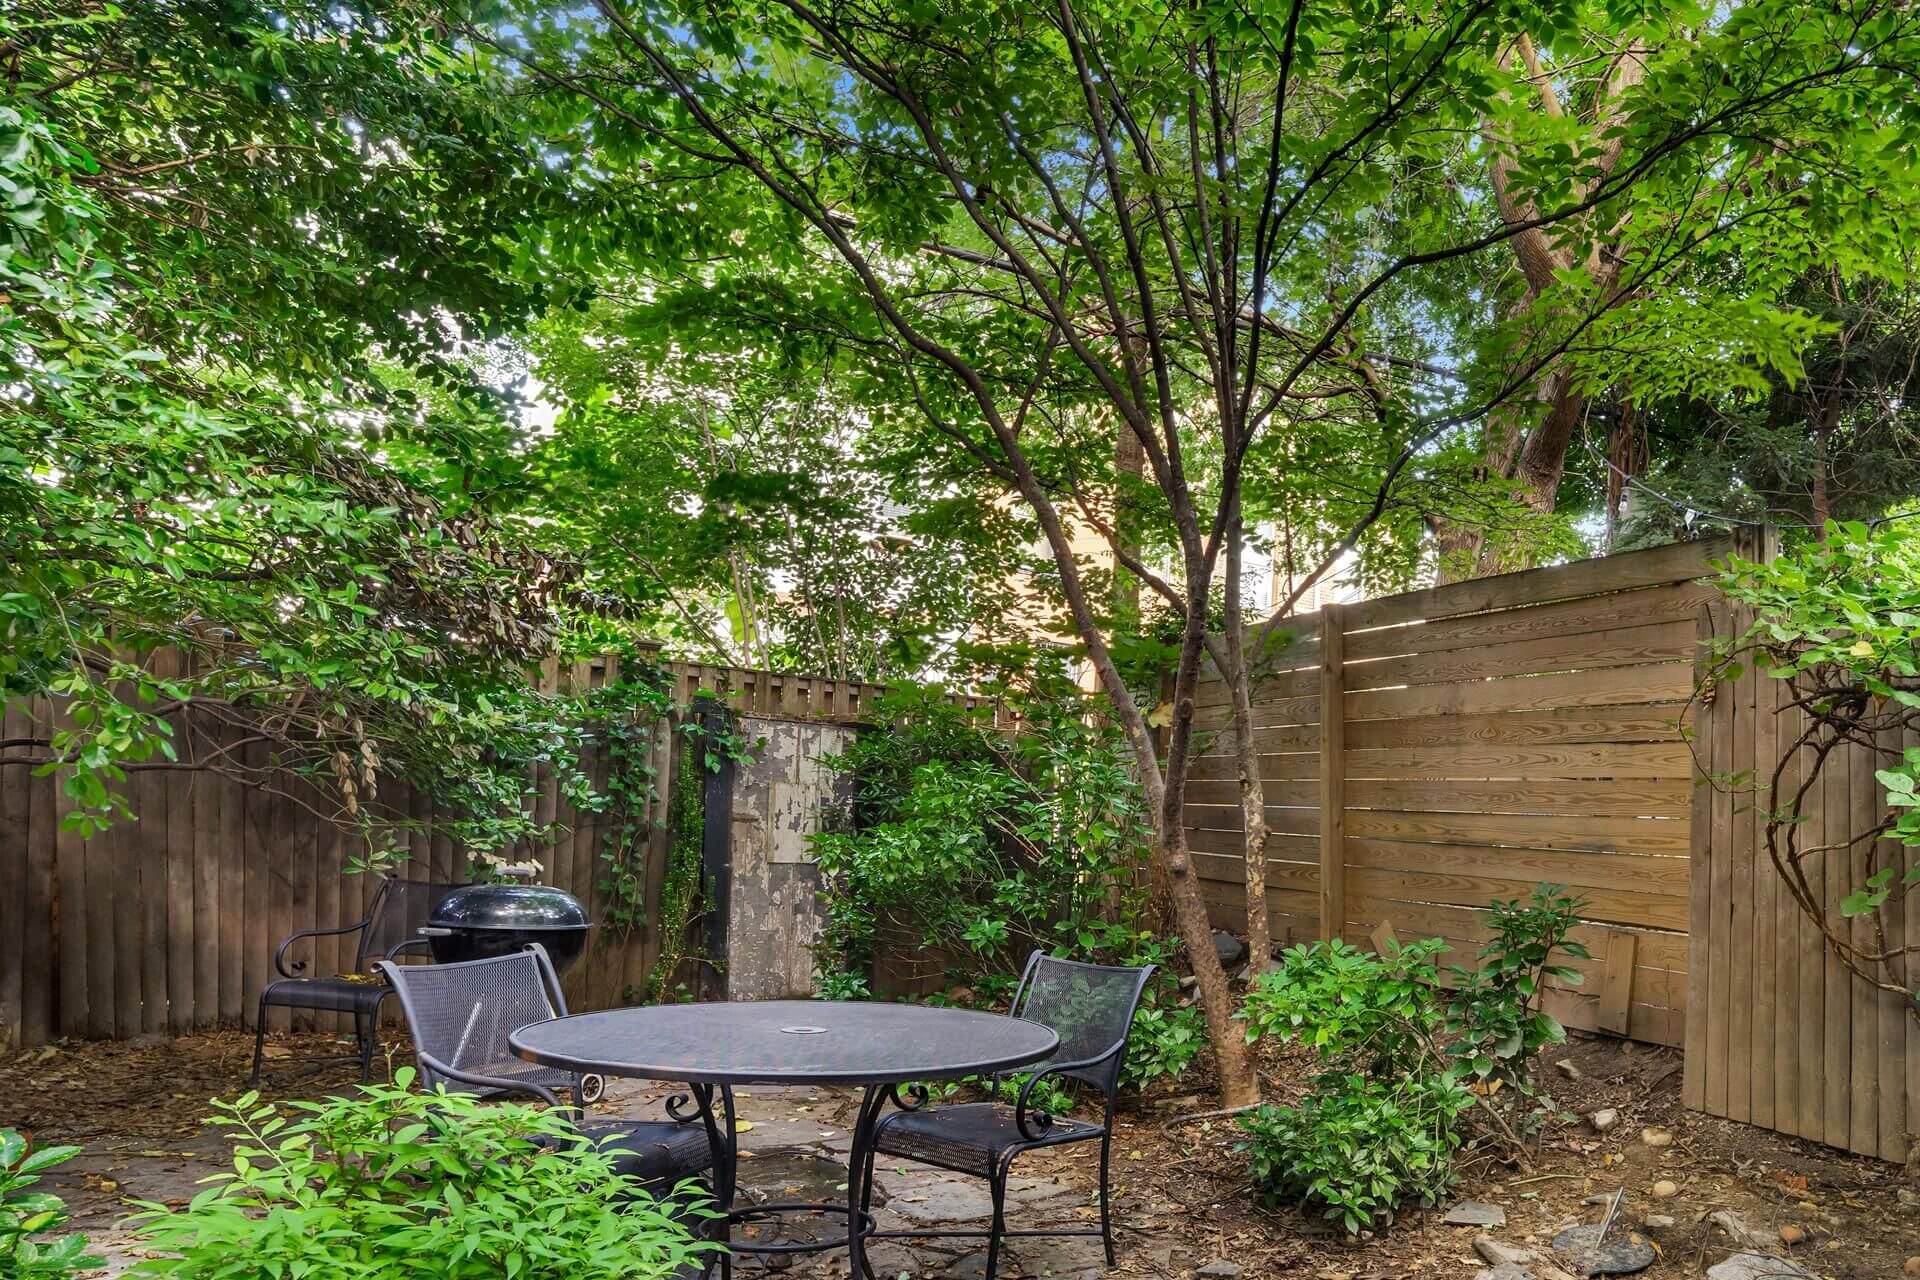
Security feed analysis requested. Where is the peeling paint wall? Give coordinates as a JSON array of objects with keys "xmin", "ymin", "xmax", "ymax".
[{"xmin": 722, "ymin": 715, "xmax": 856, "ymax": 1000}]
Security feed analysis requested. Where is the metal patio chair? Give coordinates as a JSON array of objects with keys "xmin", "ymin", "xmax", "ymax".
[
  {"xmin": 250, "ymin": 876, "xmax": 465, "ymax": 1085},
  {"xmin": 865, "ymin": 951, "xmax": 1156, "ymax": 1280},
  {"xmin": 377, "ymin": 944, "xmax": 713, "ymax": 1186}
]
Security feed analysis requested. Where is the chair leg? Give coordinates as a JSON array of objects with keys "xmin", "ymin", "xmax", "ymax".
[
  {"xmin": 983, "ymin": 1166, "xmax": 1007, "ymax": 1280},
  {"xmin": 1099, "ymin": 1130, "xmax": 1116, "ymax": 1265},
  {"xmin": 249, "ymin": 994, "xmax": 271, "ymax": 1087}
]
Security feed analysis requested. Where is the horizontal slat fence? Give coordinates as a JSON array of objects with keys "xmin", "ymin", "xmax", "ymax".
[
  {"xmin": 0, "ymin": 656, "xmax": 903, "ymax": 1048},
  {"xmin": 1188, "ymin": 539, "xmax": 1726, "ymax": 1049}
]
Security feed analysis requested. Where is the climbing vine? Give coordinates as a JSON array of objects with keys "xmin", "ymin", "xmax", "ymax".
[
  {"xmin": 575, "ymin": 650, "xmax": 673, "ymax": 938},
  {"xmin": 643, "ymin": 732, "xmax": 708, "ymax": 1001},
  {"xmin": 1713, "ymin": 522, "xmax": 1920, "ymax": 1019}
]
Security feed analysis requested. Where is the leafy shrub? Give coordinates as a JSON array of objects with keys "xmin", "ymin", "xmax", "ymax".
[
  {"xmin": 1445, "ymin": 884, "xmax": 1588, "ymax": 1086},
  {"xmin": 1121, "ymin": 999, "xmax": 1206, "ymax": 1091},
  {"xmin": 1, "ymin": 1130, "xmax": 99, "ymax": 1278},
  {"xmin": 1241, "ymin": 936, "xmax": 1450, "ymax": 1073},
  {"xmin": 1238, "ymin": 1073, "xmax": 1471, "ymax": 1233},
  {"xmin": 129, "ymin": 1073, "xmax": 711, "ymax": 1280},
  {"xmin": 811, "ymin": 682, "xmax": 1154, "ymax": 983},
  {"xmin": 810, "ymin": 679, "xmax": 1207, "ymax": 1095},
  {"xmin": 1238, "ymin": 886, "xmax": 1587, "ymax": 1231}
]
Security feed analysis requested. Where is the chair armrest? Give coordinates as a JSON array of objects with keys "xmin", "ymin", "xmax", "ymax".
[
  {"xmin": 416, "ymin": 1051, "xmax": 573, "ymax": 1116},
  {"xmin": 274, "ymin": 921, "xmax": 369, "ymax": 979},
  {"xmin": 1012, "ymin": 1052, "xmax": 1117, "ymax": 1142}
]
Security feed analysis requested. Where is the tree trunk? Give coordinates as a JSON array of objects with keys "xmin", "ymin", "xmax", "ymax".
[
  {"xmin": 1215, "ymin": 514, "xmax": 1273, "ymax": 973},
  {"xmin": 1161, "ymin": 823, "xmax": 1260, "ymax": 1108},
  {"xmin": 1811, "ymin": 398, "xmax": 1839, "ymax": 540}
]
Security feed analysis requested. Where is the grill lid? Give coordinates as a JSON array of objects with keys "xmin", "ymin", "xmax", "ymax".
[{"xmin": 426, "ymin": 882, "xmax": 591, "ymax": 933}]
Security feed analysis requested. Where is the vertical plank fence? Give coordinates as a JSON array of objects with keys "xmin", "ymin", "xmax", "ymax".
[
  {"xmin": 0, "ymin": 657, "xmax": 913, "ymax": 1048},
  {"xmin": 1685, "ymin": 532, "xmax": 1919, "ymax": 1162}
]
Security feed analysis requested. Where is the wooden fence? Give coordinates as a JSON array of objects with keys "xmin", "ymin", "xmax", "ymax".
[
  {"xmin": 1684, "ymin": 590, "xmax": 1920, "ymax": 1163},
  {"xmin": 0, "ymin": 656, "xmax": 916, "ymax": 1048},
  {"xmin": 1186, "ymin": 539, "xmax": 1724, "ymax": 1048}
]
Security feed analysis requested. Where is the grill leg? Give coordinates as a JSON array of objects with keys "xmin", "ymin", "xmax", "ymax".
[
  {"xmin": 1098, "ymin": 1130, "xmax": 1115, "ymax": 1265},
  {"xmin": 249, "ymin": 993, "xmax": 271, "ymax": 1087}
]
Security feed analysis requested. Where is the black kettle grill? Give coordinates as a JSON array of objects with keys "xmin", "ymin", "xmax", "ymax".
[{"xmin": 419, "ymin": 878, "xmax": 592, "ymax": 973}]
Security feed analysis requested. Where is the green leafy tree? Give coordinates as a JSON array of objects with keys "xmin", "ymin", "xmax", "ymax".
[
  {"xmin": 525, "ymin": 303, "xmax": 1009, "ymax": 678},
  {"xmin": 471, "ymin": 0, "xmax": 1920, "ymax": 1105},
  {"xmin": 0, "ymin": 4, "xmax": 649, "ymax": 858}
]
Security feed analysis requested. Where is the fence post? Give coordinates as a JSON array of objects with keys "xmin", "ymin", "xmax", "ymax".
[
  {"xmin": 1318, "ymin": 604, "xmax": 1346, "ymax": 942},
  {"xmin": 698, "ymin": 701, "xmax": 736, "ymax": 999}
]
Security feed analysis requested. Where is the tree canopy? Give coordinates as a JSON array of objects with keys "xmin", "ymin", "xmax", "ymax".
[
  {"xmin": 1, "ymin": 2, "xmax": 611, "ymax": 853},
  {"xmin": 5, "ymin": 0, "xmax": 1920, "ymax": 1099}
]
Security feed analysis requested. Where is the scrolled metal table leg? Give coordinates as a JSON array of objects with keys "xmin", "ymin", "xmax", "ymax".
[
  {"xmin": 671, "ymin": 1083, "xmax": 738, "ymax": 1280},
  {"xmin": 844, "ymin": 1084, "xmax": 896, "ymax": 1280}
]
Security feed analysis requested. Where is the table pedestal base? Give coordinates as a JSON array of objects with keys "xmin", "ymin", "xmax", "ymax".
[{"xmin": 688, "ymin": 1082, "xmax": 907, "ymax": 1280}]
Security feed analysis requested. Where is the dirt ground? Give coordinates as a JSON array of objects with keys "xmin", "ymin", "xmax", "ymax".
[
  {"xmin": 4, "ymin": 1028, "xmax": 1917, "ymax": 1279},
  {"xmin": 1102, "ymin": 1034, "xmax": 1920, "ymax": 1280}
]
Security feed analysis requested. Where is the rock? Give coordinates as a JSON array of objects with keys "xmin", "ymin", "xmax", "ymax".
[
  {"xmin": 1705, "ymin": 1253, "xmax": 1815, "ymax": 1280},
  {"xmin": 1473, "ymin": 1265, "xmax": 1533, "ymax": 1280},
  {"xmin": 1551, "ymin": 1224, "xmax": 1656, "ymax": 1276},
  {"xmin": 1556, "ymin": 1058, "xmax": 1582, "ymax": 1079},
  {"xmin": 1589, "ymin": 1108, "xmax": 1621, "ymax": 1133},
  {"xmin": 1444, "ymin": 1201, "xmax": 1508, "ymax": 1227},
  {"xmin": 942, "ymin": 1251, "xmax": 992, "ymax": 1280},
  {"xmin": 1642, "ymin": 1215, "xmax": 1675, "ymax": 1230},
  {"xmin": 1211, "ymin": 930, "xmax": 1247, "ymax": 968},
  {"xmin": 1195, "ymin": 1261, "xmax": 1245, "ymax": 1280},
  {"xmin": 1778, "ymin": 1225, "xmax": 1806, "ymax": 1246},
  {"xmin": 1474, "ymin": 1238, "xmax": 1533, "ymax": 1266},
  {"xmin": 1904, "ymin": 1257, "xmax": 1920, "ymax": 1277},
  {"xmin": 1650, "ymin": 1179, "xmax": 1680, "ymax": 1198},
  {"xmin": 1639, "ymin": 1126, "xmax": 1674, "ymax": 1148},
  {"xmin": 1707, "ymin": 1209, "xmax": 1772, "ymax": 1252},
  {"xmin": 1178, "ymin": 973, "xmax": 1199, "ymax": 992},
  {"xmin": 1899, "ymin": 1187, "xmax": 1920, "ymax": 1208}
]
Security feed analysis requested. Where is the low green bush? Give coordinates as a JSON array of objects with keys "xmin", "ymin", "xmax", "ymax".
[
  {"xmin": 1237, "ymin": 886, "xmax": 1586, "ymax": 1232},
  {"xmin": 810, "ymin": 679, "xmax": 1206, "ymax": 1098},
  {"xmin": 128, "ymin": 1072, "xmax": 712, "ymax": 1280},
  {"xmin": 1, "ymin": 1129, "xmax": 99, "ymax": 1278},
  {"xmin": 1237, "ymin": 1072, "xmax": 1472, "ymax": 1233},
  {"xmin": 1120, "ymin": 999, "xmax": 1206, "ymax": 1091}
]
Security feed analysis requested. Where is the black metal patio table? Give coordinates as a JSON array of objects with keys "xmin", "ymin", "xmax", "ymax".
[{"xmin": 509, "ymin": 999, "xmax": 1060, "ymax": 1278}]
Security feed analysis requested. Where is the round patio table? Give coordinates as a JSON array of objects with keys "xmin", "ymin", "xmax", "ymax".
[{"xmin": 510, "ymin": 1000, "xmax": 1059, "ymax": 1279}]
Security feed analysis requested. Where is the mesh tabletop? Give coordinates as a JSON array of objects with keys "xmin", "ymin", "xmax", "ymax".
[{"xmin": 509, "ymin": 1000, "xmax": 1059, "ymax": 1085}]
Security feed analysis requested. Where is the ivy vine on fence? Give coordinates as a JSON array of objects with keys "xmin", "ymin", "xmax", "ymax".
[
  {"xmin": 1713, "ymin": 521, "xmax": 1920, "ymax": 1020},
  {"xmin": 581, "ymin": 674, "xmax": 759, "ymax": 1002}
]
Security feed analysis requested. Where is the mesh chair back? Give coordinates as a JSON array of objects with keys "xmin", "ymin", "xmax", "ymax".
[
  {"xmin": 1009, "ymin": 952, "xmax": 1155, "ymax": 1093},
  {"xmin": 379, "ymin": 946, "xmax": 573, "ymax": 1095},
  {"xmin": 356, "ymin": 878, "xmax": 466, "ymax": 970}
]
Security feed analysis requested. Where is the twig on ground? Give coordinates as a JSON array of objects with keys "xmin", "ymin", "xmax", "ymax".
[{"xmin": 1159, "ymin": 1103, "xmax": 1263, "ymax": 1135}]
